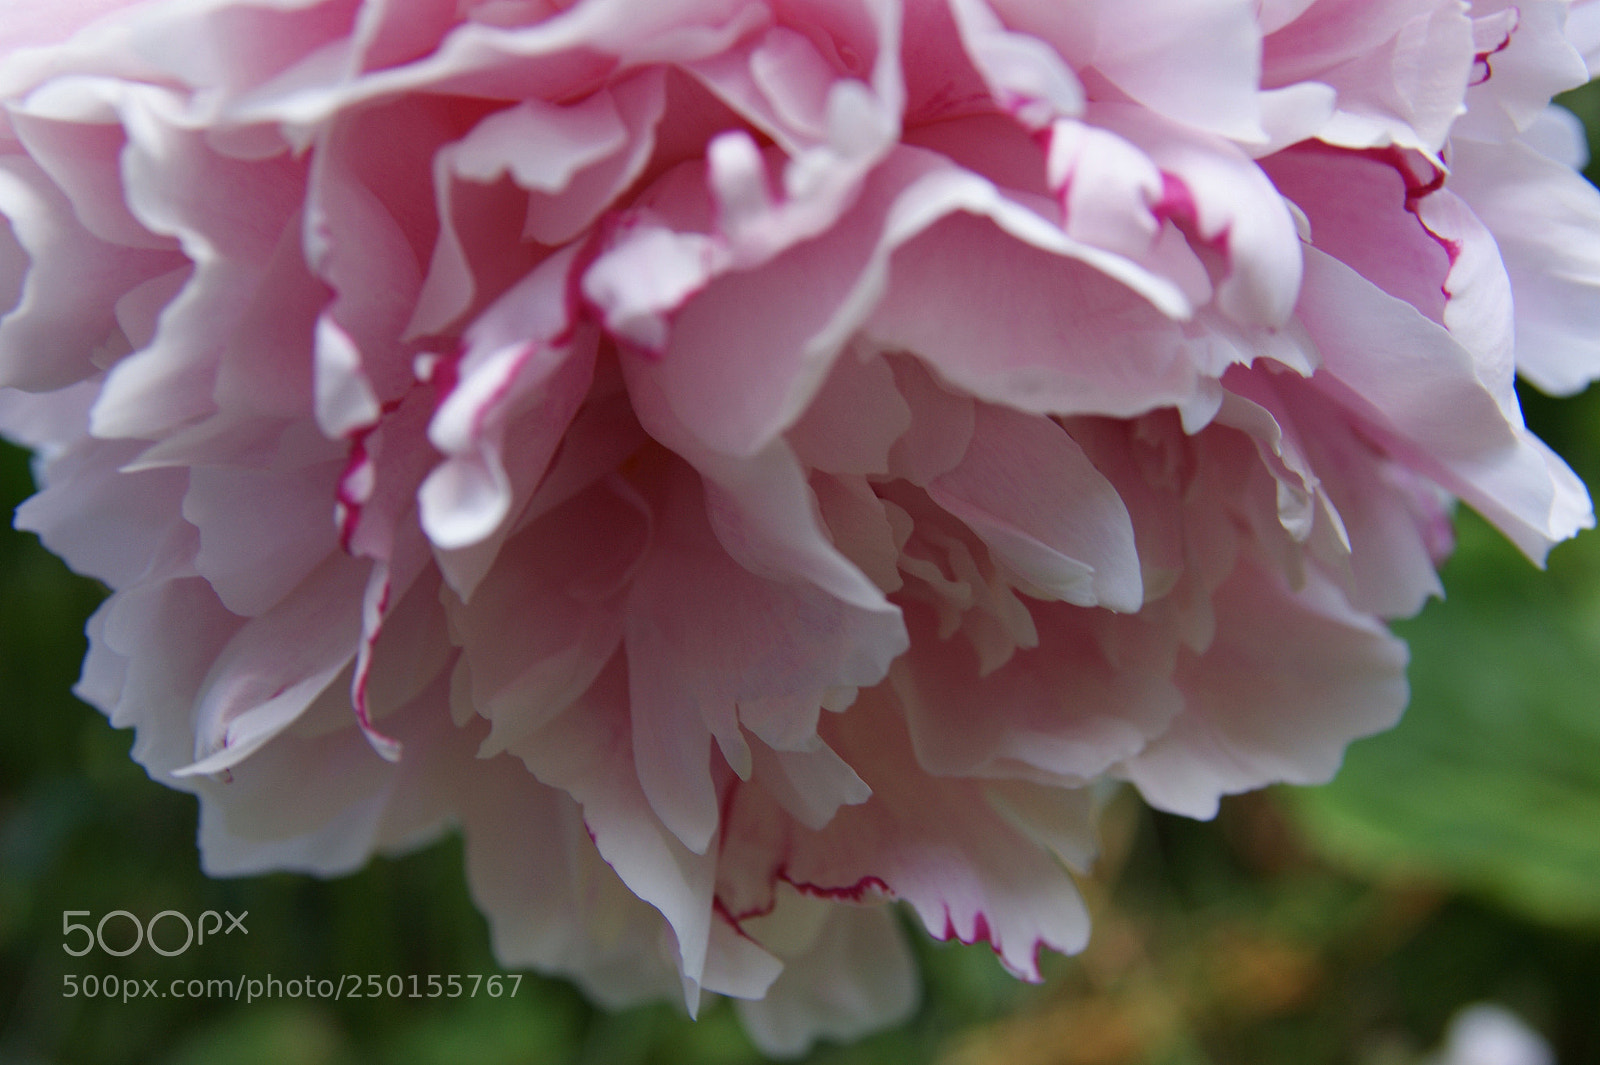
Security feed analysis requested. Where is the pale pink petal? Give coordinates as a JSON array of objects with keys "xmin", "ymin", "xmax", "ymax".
[
  {"xmin": 865, "ymin": 208, "xmax": 1205, "ymax": 419},
  {"xmin": 1571, "ymin": 0, "xmax": 1600, "ymax": 75},
  {"xmin": 945, "ymin": 0, "xmax": 1085, "ymax": 129},
  {"xmin": 0, "ymin": 152, "xmax": 182, "ymax": 391},
  {"xmin": 1121, "ymin": 561, "xmax": 1409, "ymax": 819},
  {"xmin": 446, "ymin": 479, "xmax": 645, "ymax": 756},
  {"xmin": 928, "ymin": 403, "xmax": 1142, "ymax": 611},
  {"xmin": 884, "ymin": 354, "xmax": 976, "ymax": 486},
  {"xmin": 1222, "ymin": 367, "xmax": 1448, "ymax": 618},
  {"xmin": 183, "ymin": 459, "xmax": 344, "ymax": 616},
  {"xmin": 411, "ymin": 70, "xmax": 665, "ymax": 337},
  {"xmin": 211, "ymin": 222, "xmax": 327, "ymax": 422},
  {"xmin": 735, "ymin": 901, "xmax": 918, "ymax": 1057},
  {"xmin": 1455, "ymin": 0, "xmax": 1589, "ymax": 142},
  {"xmin": 723, "ymin": 691, "xmax": 1094, "ymax": 981},
  {"xmin": 1264, "ymin": 0, "xmax": 1474, "ymax": 153},
  {"xmin": 609, "ymin": 147, "xmax": 944, "ymax": 458},
  {"xmin": 457, "ymin": 754, "xmax": 686, "ymax": 1009},
  {"xmin": 1449, "ymin": 129, "xmax": 1600, "ymax": 395},
  {"xmin": 90, "ymin": 102, "xmax": 309, "ymax": 440},
  {"xmin": 302, "ymin": 100, "xmax": 437, "ymax": 408},
  {"xmin": 1094, "ymin": 103, "xmax": 1302, "ymax": 327},
  {"xmin": 78, "ymin": 576, "xmax": 236, "ymax": 771},
  {"xmin": 1043, "ymin": 118, "xmax": 1168, "ymax": 268},
  {"xmin": 785, "ymin": 346, "xmax": 910, "ymax": 477},
  {"xmin": 745, "ymin": 735, "xmax": 873, "ymax": 831},
  {"xmin": 436, "ymin": 377, "xmax": 647, "ymax": 600},
  {"xmin": 0, "ymin": 0, "xmax": 144, "ymax": 56},
  {"xmin": 420, "ymin": 247, "xmax": 597, "ymax": 552},
  {"xmin": 623, "ymin": 462, "xmax": 904, "ymax": 852},
  {"xmin": 15, "ymin": 435, "xmax": 189, "ymax": 586},
  {"xmin": 1298, "ymin": 247, "xmax": 1593, "ymax": 561},
  {"xmin": 987, "ymin": 0, "xmax": 1265, "ymax": 141},
  {"xmin": 174, "ymin": 553, "xmax": 367, "ymax": 777},
  {"xmin": 505, "ymin": 656, "xmax": 722, "ymax": 999},
  {"xmin": 892, "ymin": 601, "xmax": 1181, "ymax": 782},
  {"xmin": 625, "ymin": 142, "xmax": 1199, "ymax": 461},
  {"xmin": 1262, "ymin": 144, "xmax": 1452, "ymax": 322},
  {"xmin": 195, "ymin": 651, "xmax": 476, "ymax": 877},
  {"xmin": 623, "ymin": 357, "xmax": 903, "ymax": 614},
  {"xmin": 810, "ymin": 472, "xmax": 907, "ymax": 597}
]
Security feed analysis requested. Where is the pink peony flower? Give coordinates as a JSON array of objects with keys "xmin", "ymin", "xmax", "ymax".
[{"xmin": 4, "ymin": 0, "xmax": 1600, "ymax": 1051}]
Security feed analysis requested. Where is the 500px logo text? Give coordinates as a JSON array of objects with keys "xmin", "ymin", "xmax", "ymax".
[{"xmin": 62, "ymin": 910, "xmax": 247, "ymax": 957}]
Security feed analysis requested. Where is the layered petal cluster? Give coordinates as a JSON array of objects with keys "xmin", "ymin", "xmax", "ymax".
[{"xmin": 4, "ymin": 0, "xmax": 1600, "ymax": 1051}]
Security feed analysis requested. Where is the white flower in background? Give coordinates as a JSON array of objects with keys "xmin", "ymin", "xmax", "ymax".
[{"xmin": 1426, "ymin": 1004, "xmax": 1556, "ymax": 1065}]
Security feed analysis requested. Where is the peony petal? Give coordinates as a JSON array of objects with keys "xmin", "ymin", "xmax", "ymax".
[
  {"xmin": 929, "ymin": 403, "xmax": 1142, "ymax": 611},
  {"xmin": 1121, "ymin": 561, "xmax": 1409, "ymax": 819},
  {"xmin": 1264, "ymin": 0, "xmax": 1474, "ymax": 153},
  {"xmin": 945, "ymin": 0, "xmax": 1085, "ymax": 129},
  {"xmin": 1456, "ymin": 0, "xmax": 1589, "ymax": 142},
  {"xmin": 772, "ymin": 691, "xmax": 1094, "ymax": 980},
  {"xmin": 623, "ymin": 462, "xmax": 905, "ymax": 853},
  {"xmin": 1449, "ymin": 129, "xmax": 1600, "ymax": 396},
  {"xmin": 736, "ymin": 901, "xmax": 918, "ymax": 1057},
  {"xmin": 987, "ymin": 0, "xmax": 1265, "ymax": 141},
  {"xmin": 1092, "ymin": 103, "xmax": 1303, "ymax": 328},
  {"xmin": 892, "ymin": 601, "xmax": 1181, "ymax": 783},
  {"xmin": 0, "ymin": 151, "xmax": 183, "ymax": 391},
  {"xmin": 623, "ymin": 356, "xmax": 904, "ymax": 615},
  {"xmin": 863, "ymin": 187, "xmax": 1212, "ymax": 422},
  {"xmin": 174, "ymin": 552, "xmax": 367, "ymax": 777},
  {"xmin": 447, "ymin": 478, "xmax": 645, "ymax": 757},
  {"xmin": 506, "ymin": 656, "xmax": 721, "ymax": 999},
  {"xmin": 15, "ymin": 434, "xmax": 189, "ymax": 587},
  {"xmin": 786, "ymin": 345, "xmax": 910, "ymax": 476},
  {"xmin": 184, "ymin": 459, "xmax": 344, "ymax": 617},
  {"xmin": 457, "ymin": 750, "xmax": 687, "ymax": 1009},
  {"xmin": 1298, "ymin": 247, "xmax": 1594, "ymax": 561}
]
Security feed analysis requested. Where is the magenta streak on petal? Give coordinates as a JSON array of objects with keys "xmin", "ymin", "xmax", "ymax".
[
  {"xmin": 1154, "ymin": 172, "xmax": 1198, "ymax": 223},
  {"xmin": 722, "ymin": 893, "xmax": 777, "ymax": 926},
  {"xmin": 776, "ymin": 868, "xmax": 892, "ymax": 903},
  {"xmin": 336, "ymin": 438, "xmax": 374, "ymax": 552},
  {"xmin": 351, "ymin": 574, "xmax": 402, "ymax": 761},
  {"xmin": 474, "ymin": 342, "xmax": 546, "ymax": 441},
  {"xmin": 1152, "ymin": 173, "xmax": 1216, "ymax": 249},
  {"xmin": 581, "ymin": 208, "xmax": 716, "ymax": 361},
  {"xmin": 1348, "ymin": 147, "xmax": 1447, "ymax": 210},
  {"xmin": 335, "ymin": 396, "xmax": 405, "ymax": 554},
  {"xmin": 338, "ymin": 337, "xmax": 468, "ymax": 557},
  {"xmin": 1470, "ymin": 10, "xmax": 1519, "ymax": 87},
  {"xmin": 711, "ymin": 897, "xmax": 766, "ymax": 943},
  {"xmin": 456, "ymin": 269, "xmax": 585, "ymax": 443},
  {"xmin": 335, "ymin": 435, "xmax": 374, "ymax": 553},
  {"xmin": 1352, "ymin": 146, "xmax": 1462, "ymax": 292},
  {"xmin": 566, "ymin": 211, "xmax": 655, "ymax": 352},
  {"xmin": 935, "ymin": 906, "xmax": 1047, "ymax": 981},
  {"xmin": 1153, "ymin": 171, "xmax": 1233, "ymax": 268},
  {"xmin": 418, "ymin": 343, "xmax": 463, "ymax": 405}
]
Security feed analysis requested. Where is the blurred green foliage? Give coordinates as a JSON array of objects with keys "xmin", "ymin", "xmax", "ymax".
[{"xmin": 5, "ymin": 81, "xmax": 1600, "ymax": 1065}]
